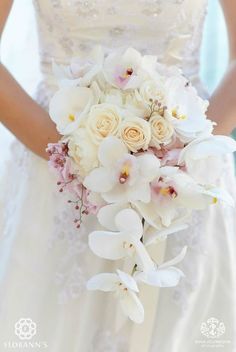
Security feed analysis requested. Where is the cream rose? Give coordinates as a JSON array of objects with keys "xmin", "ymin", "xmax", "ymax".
[
  {"xmin": 86, "ymin": 103, "xmax": 122, "ymax": 145},
  {"xmin": 150, "ymin": 114, "xmax": 174, "ymax": 148},
  {"xmin": 68, "ymin": 129, "xmax": 99, "ymax": 177},
  {"xmin": 119, "ymin": 116, "xmax": 151, "ymax": 152}
]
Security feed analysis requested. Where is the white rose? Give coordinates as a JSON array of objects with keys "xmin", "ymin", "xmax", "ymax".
[
  {"xmin": 137, "ymin": 79, "xmax": 166, "ymax": 107},
  {"xmin": 68, "ymin": 128, "xmax": 99, "ymax": 178},
  {"xmin": 86, "ymin": 103, "xmax": 122, "ymax": 145},
  {"xmin": 119, "ymin": 115, "xmax": 151, "ymax": 152},
  {"xmin": 100, "ymin": 88, "xmax": 124, "ymax": 107},
  {"xmin": 149, "ymin": 114, "xmax": 174, "ymax": 148}
]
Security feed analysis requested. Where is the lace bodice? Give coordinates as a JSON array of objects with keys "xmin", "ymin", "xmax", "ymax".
[{"xmin": 32, "ymin": 0, "xmax": 208, "ymax": 97}]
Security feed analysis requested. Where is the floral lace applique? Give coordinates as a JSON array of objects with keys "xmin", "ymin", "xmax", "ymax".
[{"xmin": 90, "ymin": 329, "xmax": 129, "ymax": 352}]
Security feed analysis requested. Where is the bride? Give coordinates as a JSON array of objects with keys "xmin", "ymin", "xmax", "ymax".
[{"xmin": 0, "ymin": 1, "xmax": 236, "ymax": 351}]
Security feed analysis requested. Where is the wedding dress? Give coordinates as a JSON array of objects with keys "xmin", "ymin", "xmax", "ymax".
[{"xmin": 0, "ymin": 0, "xmax": 236, "ymax": 351}]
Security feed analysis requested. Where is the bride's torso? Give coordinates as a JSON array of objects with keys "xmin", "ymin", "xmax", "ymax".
[{"xmin": 32, "ymin": 0, "xmax": 208, "ymax": 107}]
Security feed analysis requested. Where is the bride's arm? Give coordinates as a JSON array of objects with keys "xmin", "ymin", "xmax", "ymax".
[
  {"xmin": 0, "ymin": 0, "xmax": 60, "ymax": 159},
  {"xmin": 207, "ymin": 0, "xmax": 236, "ymax": 135}
]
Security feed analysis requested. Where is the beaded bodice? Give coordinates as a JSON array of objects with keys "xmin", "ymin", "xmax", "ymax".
[{"xmin": 32, "ymin": 0, "xmax": 208, "ymax": 92}]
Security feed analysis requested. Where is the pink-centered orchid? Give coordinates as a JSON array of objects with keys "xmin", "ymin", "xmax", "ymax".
[
  {"xmin": 83, "ymin": 136, "xmax": 160, "ymax": 204},
  {"xmin": 103, "ymin": 47, "xmax": 157, "ymax": 90},
  {"xmin": 135, "ymin": 165, "xmax": 234, "ymax": 229},
  {"xmin": 164, "ymin": 76, "xmax": 213, "ymax": 143}
]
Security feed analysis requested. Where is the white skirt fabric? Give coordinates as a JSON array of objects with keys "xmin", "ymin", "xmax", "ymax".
[{"xmin": 0, "ymin": 102, "xmax": 236, "ymax": 352}]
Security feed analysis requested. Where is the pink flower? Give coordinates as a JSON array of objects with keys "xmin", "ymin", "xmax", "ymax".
[
  {"xmin": 47, "ymin": 142, "xmax": 69, "ymax": 171},
  {"xmin": 161, "ymin": 149, "xmax": 183, "ymax": 167},
  {"xmin": 47, "ymin": 142, "xmax": 79, "ymax": 192},
  {"xmin": 148, "ymin": 136, "xmax": 184, "ymax": 167}
]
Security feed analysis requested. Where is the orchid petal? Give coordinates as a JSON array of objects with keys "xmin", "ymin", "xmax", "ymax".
[
  {"xmin": 49, "ymin": 86, "xmax": 92, "ymax": 134},
  {"xmin": 203, "ymin": 187, "xmax": 235, "ymax": 207},
  {"xmin": 119, "ymin": 291, "xmax": 144, "ymax": 324},
  {"xmin": 86, "ymin": 273, "xmax": 118, "ymax": 292},
  {"xmin": 135, "ymin": 267, "xmax": 184, "ymax": 287},
  {"xmin": 159, "ymin": 246, "xmax": 187, "ymax": 269},
  {"xmin": 98, "ymin": 136, "xmax": 128, "ymax": 167},
  {"xmin": 102, "ymin": 184, "xmax": 131, "ymax": 204},
  {"xmin": 103, "ymin": 182, "xmax": 151, "ymax": 204},
  {"xmin": 134, "ymin": 240, "xmax": 155, "ymax": 272},
  {"xmin": 134, "ymin": 201, "xmax": 162, "ymax": 229},
  {"xmin": 178, "ymin": 135, "xmax": 236, "ymax": 165},
  {"xmin": 97, "ymin": 203, "xmax": 129, "ymax": 231},
  {"xmin": 115, "ymin": 209, "xmax": 143, "ymax": 237},
  {"xmin": 129, "ymin": 182, "xmax": 152, "ymax": 203},
  {"xmin": 137, "ymin": 153, "xmax": 160, "ymax": 181},
  {"xmin": 83, "ymin": 167, "xmax": 115, "ymax": 193},
  {"xmin": 144, "ymin": 222, "xmax": 189, "ymax": 246},
  {"xmin": 117, "ymin": 269, "xmax": 139, "ymax": 292},
  {"xmin": 88, "ymin": 231, "xmax": 126, "ymax": 260}
]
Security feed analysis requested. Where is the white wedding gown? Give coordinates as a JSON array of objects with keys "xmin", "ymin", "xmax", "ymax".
[{"xmin": 1, "ymin": 1, "xmax": 236, "ymax": 351}]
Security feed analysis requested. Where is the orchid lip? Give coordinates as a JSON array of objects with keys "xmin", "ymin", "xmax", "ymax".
[{"xmin": 118, "ymin": 162, "xmax": 131, "ymax": 184}]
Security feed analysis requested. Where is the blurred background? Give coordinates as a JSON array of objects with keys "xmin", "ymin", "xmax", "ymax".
[{"xmin": 0, "ymin": 0, "xmax": 232, "ymax": 170}]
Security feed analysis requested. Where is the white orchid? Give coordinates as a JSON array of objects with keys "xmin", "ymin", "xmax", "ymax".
[
  {"xmin": 134, "ymin": 165, "xmax": 233, "ymax": 229},
  {"xmin": 52, "ymin": 45, "xmax": 104, "ymax": 88},
  {"xmin": 84, "ymin": 136, "xmax": 160, "ymax": 204},
  {"xmin": 165, "ymin": 76, "xmax": 213, "ymax": 142},
  {"xmin": 134, "ymin": 167, "xmax": 184, "ymax": 228},
  {"xmin": 178, "ymin": 135, "xmax": 236, "ymax": 183},
  {"xmin": 89, "ymin": 208, "xmax": 153, "ymax": 271},
  {"xmin": 97, "ymin": 201, "xmax": 189, "ymax": 246},
  {"xmin": 49, "ymin": 82, "xmax": 100, "ymax": 135},
  {"xmin": 103, "ymin": 47, "xmax": 157, "ymax": 90},
  {"xmin": 87, "ymin": 269, "xmax": 144, "ymax": 323},
  {"xmin": 173, "ymin": 171, "xmax": 235, "ymax": 208},
  {"xmin": 144, "ymin": 222, "xmax": 189, "ymax": 246},
  {"xmin": 134, "ymin": 246, "xmax": 187, "ymax": 288}
]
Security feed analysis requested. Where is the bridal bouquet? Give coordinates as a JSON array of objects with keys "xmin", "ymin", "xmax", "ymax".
[{"xmin": 47, "ymin": 47, "xmax": 236, "ymax": 323}]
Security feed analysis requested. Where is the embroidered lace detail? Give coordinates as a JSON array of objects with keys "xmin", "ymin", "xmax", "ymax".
[
  {"xmin": 168, "ymin": 210, "xmax": 208, "ymax": 311},
  {"xmin": 0, "ymin": 141, "xmax": 31, "ymax": 243},
  {"xmin": 47, "ymin": 192, "xmax": 91, "ymax": 304},
  {"xmin": 90, "ymin": 329, "xmax": 129, "ymax": 352},
  {"xmin": 32, "ymin": 0, "xmax": 208, "ymax": 87}
]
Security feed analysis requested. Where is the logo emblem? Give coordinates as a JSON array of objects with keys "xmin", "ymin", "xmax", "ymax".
[
  {"xmin": 14, "ymin": 318, "xmax": 37, "ymax": 340},
  {"xmin": 200, "ymin": 317, "xmax": 225, "ymax": 339}
]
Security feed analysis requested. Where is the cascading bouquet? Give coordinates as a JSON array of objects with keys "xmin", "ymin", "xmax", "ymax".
[{"xmin": 47, "ymin": 46, "xmax": 236, "ymax": 323}]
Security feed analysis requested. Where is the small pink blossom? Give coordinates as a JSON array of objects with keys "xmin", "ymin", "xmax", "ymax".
[{"xmin": 161, "ymin": 149, "xmax": 182, "ymax": 167}]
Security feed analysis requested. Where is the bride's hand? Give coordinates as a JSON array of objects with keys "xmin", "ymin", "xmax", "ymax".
[
  {"xmin": 207, "ymin": 0, "xmax": 236, "ymax": 136},
  {"xmin": 0, "ymin": 0, "xmax": 60, "ymax": 160}
]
